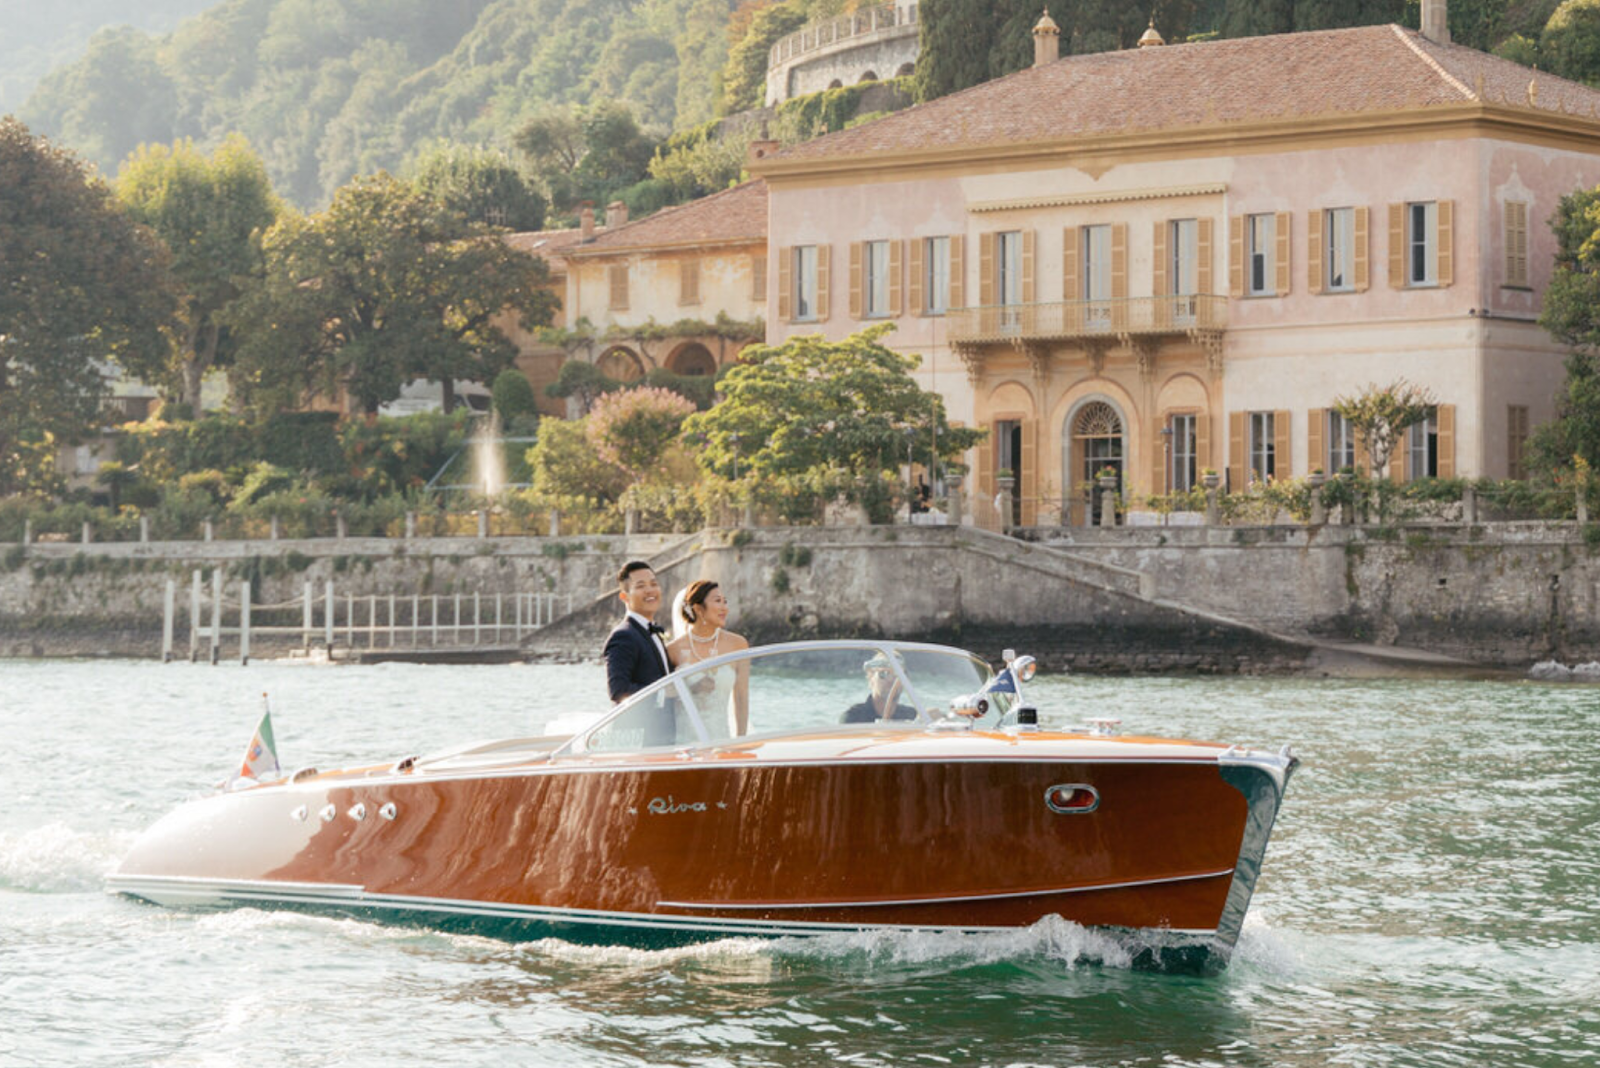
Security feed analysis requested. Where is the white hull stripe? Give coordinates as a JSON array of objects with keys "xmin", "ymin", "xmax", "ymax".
[
  {"xmin": 105, "ymin": 876, "xmax": 1220, "ymax": 939},
  {"xmin": 655, "ymin": 867, "xmax": 1235, "ymax": 910}
]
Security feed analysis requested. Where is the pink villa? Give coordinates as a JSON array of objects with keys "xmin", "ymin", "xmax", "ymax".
[{"xmin": 751, "ymin": 2, "xmax": 1600, "ymax": 525}]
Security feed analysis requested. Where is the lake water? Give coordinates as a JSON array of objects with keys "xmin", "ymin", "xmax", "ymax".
[{"xmin": 1, "ymin": 659, "xmax": 1597, "ymax": 1067}]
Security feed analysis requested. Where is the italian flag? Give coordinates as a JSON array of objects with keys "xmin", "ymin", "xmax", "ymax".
[{"xmin": 238, "ymin": 702, "xmax": 280, "ymax": 781}]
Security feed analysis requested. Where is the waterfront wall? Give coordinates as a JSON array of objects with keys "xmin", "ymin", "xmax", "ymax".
[{"xmin": 3, "ymin": 522, "xmax": 1596, "ymax": 669}]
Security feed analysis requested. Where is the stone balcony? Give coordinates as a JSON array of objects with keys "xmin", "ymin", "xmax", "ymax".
[{"xmin": 946, "ymin": 294, "xmax": 1227, "ymax": 347}]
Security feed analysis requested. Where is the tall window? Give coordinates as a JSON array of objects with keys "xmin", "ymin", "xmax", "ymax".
[
  {"xmin": 608, "ymin": 264, "xmax": 629, "ymax": 310},
  {"xmin": 1249, "ymin": 411, "xmax": 1276, "ymax": 481},
  {"xmin": 1171, "ymin": 219, "xmax": 1198, "ymax": 296},
  {"xmin": 679, "ymin": 259, "xmax": 701, "ymax": 306},
  {"xmin": 1326, "ymin": 208, "xmax": 1355, "ymax": 292},
  {"xmin": 793, "ymin": 245, "xmax": 818, "ymax": 321},
  {"xmin": 864, "ymin": 239, "xmax": 890, "ymax": 318},
  {"xmin": 1408, "ymin": 408, "xmax": 1438, "ymax": 477},
  {"xmin": 924, "ymin": 236, "xmax": 951, "ymax": 315},
  {"xmin": 1247, "ymin": 213, "xmax": 1275, "ymax": 296},
  {"xmin": 1408, "ymin": 201, "xmax": 1438, "ymax": 286},
  {"xmin": 1504, "ymin": 201, "xmax": 1529, "ymax": 288},
  {"xmin": 997, "ymin": 231, "xmax": 1022, "ymax": 305},
  {"xmin": 1328, "ymin": 411, "xmax": 1356, "ymax": 472},
  {"xmin": 1083, "ymin": 224, "xmax": 1112, "ymax": 300},
  {"xmin": 1168, "ymin": 413, "xmax": 1197, "ymax": 492},
  {"xmin": 1508, "ymin": 405, "xmax": 1529, "ymax": 480}
]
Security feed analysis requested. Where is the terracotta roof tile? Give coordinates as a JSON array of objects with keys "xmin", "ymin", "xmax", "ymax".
[
  {"xmin": 504, "ymin": 227, "xmax": 585, "ymax": 271},
  {"xmin": 570, "ymin": 180, "xmax": 767, "ymax": 255},
  {"xmin": 765, "ymin": 25, "xmax": 1600, "ymax": 165}
]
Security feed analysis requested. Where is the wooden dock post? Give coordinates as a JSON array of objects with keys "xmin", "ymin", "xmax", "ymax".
[
  {"xmin": 302, "ymin": 582, "xmax": 313, "ymax": 648},
  {"xmin": 473, "ymin": 592, "xmax": 481, "ymax": 645},
  {"xmin": 189, "ymin": 570, "xmax": 202, "ymax": 661},
  {"xmin": 209, "ymin": 569, "xmax": 222, "ymax": 665},
  {"xmin": 240, "ymin": 581, "xmax": 251, "ymax": 665},
  {"xmin": 162, "ymin": 579, "xmax": 176, "ymax": 662},
  {"xmin": 325, "ymin": 580, "xmax": 335, "ymax": 648}
]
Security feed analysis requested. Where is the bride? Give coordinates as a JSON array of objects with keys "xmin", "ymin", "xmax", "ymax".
[{"xmin": 667, "ymin": 580, "xmax": 750, "ymax": 736}]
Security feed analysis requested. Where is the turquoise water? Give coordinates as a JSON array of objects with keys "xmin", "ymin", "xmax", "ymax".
[{"xmin": 1, "ymin": 660, "xmax": 1597, "ymax": 1067}]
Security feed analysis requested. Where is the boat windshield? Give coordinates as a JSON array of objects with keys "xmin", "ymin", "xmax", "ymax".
[{"xmin": 573, "ymin": 641, "xmax": 1007, "ymax": 755}]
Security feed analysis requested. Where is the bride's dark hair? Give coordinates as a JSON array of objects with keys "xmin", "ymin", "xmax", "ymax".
[{"xmin": 681, "ymin": 580, "xmax": 719, "ymax": 624}]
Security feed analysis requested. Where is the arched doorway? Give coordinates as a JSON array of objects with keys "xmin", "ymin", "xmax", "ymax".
[
  {"xmin": 1064, "ymin": 399, "xmax": 1126, "ymax": 525},
  {"xmin": 666, "ymin": 342, "xmax": 716, "ymax": 377},
  {"xmin": 597, "ymin": 346, "xmax": 644, "ymax": 382}
]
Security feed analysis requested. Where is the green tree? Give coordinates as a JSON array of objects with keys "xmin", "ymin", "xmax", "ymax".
[
  {"xmin": 0, "ymin": 117, "xmax": 176, "ymax": 495},
  {"xmin": 225, "ymin": 174, "xmax": 559, "ymax": 417},
  {"xmin": 405, "ymin": 141, "xmax": 547, "ymax": 231},
  {"xmin": 722, "ymin": 1, "xmax": 807, "ymax": 114},
  {"xmin": 914, "ymin": 0, "xmax": 996, "ymax": 103},
  {"xmin": 491, "ymin": 367, "xmax": 539, "ymax": 424},
  {"xmin": 526, "ymin": 414, "xmax": 632, "ymax": 519},
  {"xmin": 515, "ymin": 101, "xmax": 660, "ymax": 213},
  {"xmin": 115, "ymin": 135, "xmax": 281, "ymax": 414},
  {"xmin": 1331, "ymin": 379, "xmax": 1438, "ymax": 474},
  {"xmin": 545, "ymin": 359, "xmax": 624, "ymax": 413},
  {"xmin": 683, "ymin": 325, "xmax": 984, "ymax": 521},
  {"xmin": 1530, "ymin": 186, "xmax": 1600, "ymax": 471},
  {"xmin": 1541, "ymin": 0, "xmax": 1600, "ymax": 84}
]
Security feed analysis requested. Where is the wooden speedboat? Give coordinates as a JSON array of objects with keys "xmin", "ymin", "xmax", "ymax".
[{"xmin": 109, "ymin": 641, "xmax": 1297, "ymax": 969}]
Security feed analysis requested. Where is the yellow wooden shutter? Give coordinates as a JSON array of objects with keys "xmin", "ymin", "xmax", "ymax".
[
  {"xmin": 1153, "ymin": 413, "xmax": 1168, "ymax": 494},
  {"xmin": 1437, "ymin": 403, "xmax": 1456, "ymax": 478},
  {"xmin": 848, "ymin": 242, "xmax": 863, "ymax": 319},
  {"xmin": 609, "ymin": 264, "xmax": 629, "ymax": 310},
  {"xmin": 1388, "ymin": 445, "xmax": 1405, "ymax": 483},
  {"xmin": 978, "ymin": 422, "xmax": 996, "ymax": 509},
  {"xmin": 1307, "ymin": 210, "xmax": 1323, "ymax": 295},
  {"xmin": 1110, "ymin": 223, "xmax": 1127, "ymax": 301},
  {"xmin": 950, "ymin": 234, "xmax": 965, "ymax": 309},
  {"xmin": 1437, "ymin": 199, "xmax": 1454, "ymax": 287},
  {"xmin": 1228, "ymin": 411, "xmax": 1245, "ymax": 490},
  {"xmin": 777, "ymin": 248, "xmax": 791, "ymax": 321},
  {"xmin": 679, "ymin": 259, "xmax": 699, "ymax": 305},
  {"xmin": 979, "ymin": 232, "xmax": 996, "ymax": 306},
  {"xmin": 888, "ymin": 239, "xmax": 903, "ymax": 317},
  {"xmin": 1505, "ymin": 202, "xmax": 1529, "ymax": 286},
  {"xmin": 1228, "ymin": 215, "xmax": 1243, "ymax": 298},
  {"xmin": 1196, "ymin": 412, "xmax": 1211, "ymax": 475},
  {"xmin": 1153, "ymin": 221, "xmax": 1168, "ymax": 297},
  {"xmin": 1273, "ymin": 409, "xmax": 1291, "ymax": 479},
  {"xmin": 1198, "ymin": 217, "xmax": 1214, "ymax": 295},
  {"xmin": 816, "ymin": 244, "xmax": 830, "ymax": 322},
  {"xmin": 1062, "ymin": 226, "xmax": 1080, "ymax": 301},
  {"xmin": 908, "ymin": 237, "xmax": 924, "ymax": 315},
  {"xmin": 1354, "ymin": 206, "xmax": 1370, "ymax": 291},
  {"xmin": 1308, "ymin": 408, "xmax": 1325, "ymax": 472},
  {"xmin": 1388, "ymin": 203, "xmax": 1405, "ymax": 288},
  {"xmin": 1021, "ymin": 418, "xmax": 1037, "ymax": 525},
  {"xmin": 1021, "ymin": 230, "xmax": 1036, "ymax": 304},
  {"xmin": 1275, "ymin": 212, "xmax": 1291, "ymax": 296}
]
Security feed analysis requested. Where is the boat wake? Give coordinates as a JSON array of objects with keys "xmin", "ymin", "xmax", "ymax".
[{"xmin": 0, "ymin": 823, "xmax": 135, "ymax": 894}]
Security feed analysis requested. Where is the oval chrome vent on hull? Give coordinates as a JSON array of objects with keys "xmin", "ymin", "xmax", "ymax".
[{"xmin": 1045, "ymin": 784, "xmax": 1100, "ymax": 814}]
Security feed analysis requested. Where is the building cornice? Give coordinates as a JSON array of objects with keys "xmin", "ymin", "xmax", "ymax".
[
  {"xmin": 564, "ymin": 236, "xmax": 765, "ymax": 261},
  {"xmin": 752, "ymin": 102, "xmax": 1600, "ymax": 187},
  {"xmin": 969, "ymin": 184, "xmax": 1227, "ymax": 212}
]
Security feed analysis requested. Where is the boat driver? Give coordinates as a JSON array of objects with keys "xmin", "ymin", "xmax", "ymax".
[{"xmin": 841, "ymin": 652, "xmax": 918, "ymax": 723}]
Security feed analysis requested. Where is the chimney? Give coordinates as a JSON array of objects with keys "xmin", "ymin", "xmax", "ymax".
[
  {"xmin": 1032, "ymin": 10, "xmax": 1060, "ymax": 68},
  {"xmin": 579, "ymin": 202, "xmax": 595, "ymax": 241},
  {"xmin": 1421, "ymin": 0, "xmax": 1450, "ymax": 44},
  {"xmin": 747, "ymin": 137, "xmax": 780, "ymax": 169},
  {"xmin": 606, "ymin": 200, "xmax": 629, "ymax": 229}
]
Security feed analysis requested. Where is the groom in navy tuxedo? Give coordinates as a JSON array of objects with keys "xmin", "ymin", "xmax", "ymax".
[{"xmin": 604, "ymin": 560, "xmax": 671, "ymax": 703}]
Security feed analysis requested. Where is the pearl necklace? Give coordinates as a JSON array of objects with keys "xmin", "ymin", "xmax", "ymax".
[{"xmin": 688, "ymin": 627, "xmax": 720, "ymax": 660}]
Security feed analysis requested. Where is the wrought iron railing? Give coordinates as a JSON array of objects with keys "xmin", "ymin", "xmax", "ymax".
[{"xmin": 947, "ymin": 294, "xmax": 1227, "ymax": 345}]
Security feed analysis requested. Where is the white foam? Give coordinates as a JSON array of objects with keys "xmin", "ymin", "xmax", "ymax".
[{"xmin": 0, "ymin": 823, "xmax": 134, "ymax": 893}]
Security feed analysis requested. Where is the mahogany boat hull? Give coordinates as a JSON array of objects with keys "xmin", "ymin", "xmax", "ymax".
[{"xmin": 111, "ymin": 733, "xmax": 1295, "ymax": 968}]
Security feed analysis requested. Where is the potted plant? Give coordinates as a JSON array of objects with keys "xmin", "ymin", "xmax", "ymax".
[{"xmin": 1200, "ymin": 468, "xmax": 1221, "ymax": 491}]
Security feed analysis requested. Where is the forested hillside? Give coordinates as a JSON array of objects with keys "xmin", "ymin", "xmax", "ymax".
[
  {"xmin": 15, "ymin": 0, "xmax": 1578, "ymax": 212},
  {"xmin": 0, "ymin": 0, "xmax": 216, "ymax": 111}
]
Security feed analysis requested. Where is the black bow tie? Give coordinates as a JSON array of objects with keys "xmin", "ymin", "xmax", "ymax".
[{"xmin": 645, "ymin": 621, "xmax": 665, "ymax": 637}]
